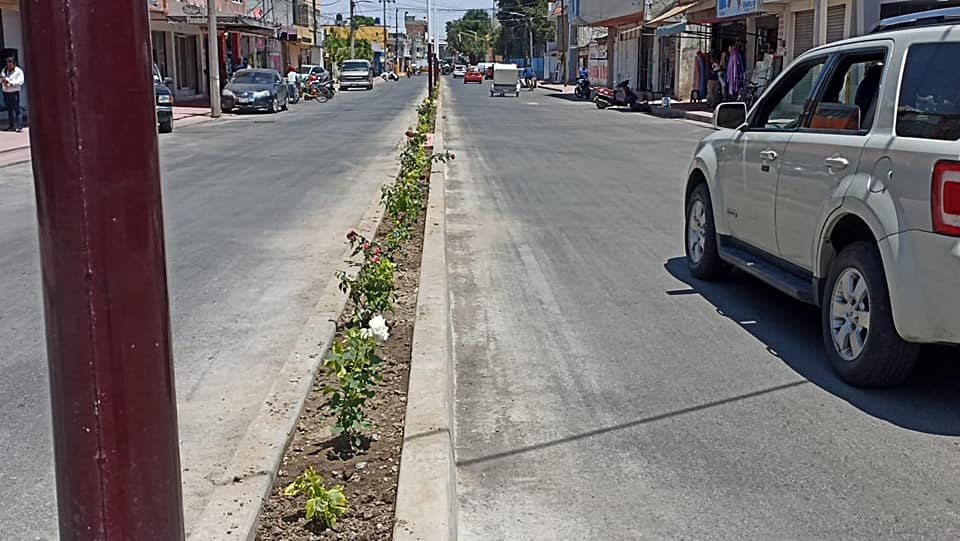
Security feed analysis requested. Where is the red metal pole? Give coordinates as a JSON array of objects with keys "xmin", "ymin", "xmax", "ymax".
[{"xmin": 20, "ymin": 1, "xmax": 185, "ymax": 540}]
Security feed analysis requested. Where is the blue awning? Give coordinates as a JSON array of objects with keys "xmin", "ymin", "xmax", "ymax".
[{"xmin": 655, "ymin": 21, "xmax": 687, "ymax": 37}]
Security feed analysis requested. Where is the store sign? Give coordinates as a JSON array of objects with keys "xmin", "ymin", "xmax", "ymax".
[{"xmin": 717, "ymin": 0, "xmax": 757, "ymax": 19}]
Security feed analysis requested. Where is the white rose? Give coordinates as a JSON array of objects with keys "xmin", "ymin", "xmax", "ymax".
[{"xmin": 367, "ymin": 315, "xmax": 390, "ymax": 343}]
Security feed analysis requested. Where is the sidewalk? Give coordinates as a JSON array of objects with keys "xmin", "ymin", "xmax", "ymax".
[
  {"xmin": 538, "ymin": 81, "xmax": 714, "ymax": 126},
  {"xmin": 0, "ymin": 106, "xmax": 223, "ymax": 167},
  {"xmin": 0, "ymin": 122, "xmax": 30, "ymax": 167}
]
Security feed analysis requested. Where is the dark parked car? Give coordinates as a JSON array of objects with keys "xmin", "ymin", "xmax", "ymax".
[
  {"xmin": 221, "ymin": 68, "xmax": 289, "ymax": 113},
  {"xmin": 153, "ymin": 64, "xmax": 173, "ymax": 133}
]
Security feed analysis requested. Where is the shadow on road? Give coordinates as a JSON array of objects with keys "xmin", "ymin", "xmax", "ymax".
[
  {"xmin": 542, "ymin": 92, "xmax": 594, "ymax": 103},
  {"xmin": 664, "ymin": 257, "xmax": 960, "ymax": 436}
]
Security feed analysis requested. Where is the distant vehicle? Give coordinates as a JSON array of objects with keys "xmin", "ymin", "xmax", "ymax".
[
  {"xmin": 484, "ymin": 64, "xmax": 494, "ymax": 79},
  {"xmin": 685, "ymin": 9, "xmax": 960, "ymax": 387},
  {"xmin": 489, "ymin": 63, "xmax": 520, "ymax": 97},
  {"xmin": 452, "ymin": 65, "xmax": 467, "ymax": 78},
  {"xmin": 464, "ymin": 67, "xmax": 483, "ymax": 84},
  {"xmin": 339, "ymin": 59, "xmax": 373, "ymax": 90},
  {"xmin": 221, "ymin": 69, "xmax": 289, "ymax": 113},
  {"xmin": 153, "ymin": 63, "xmax": 174, "ymax": 133},
  {"xmin": 298, "ymin": 64, "xmax": 329, "ymax": 84}
]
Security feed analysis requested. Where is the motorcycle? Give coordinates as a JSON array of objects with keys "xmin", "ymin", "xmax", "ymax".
[
  {"xmin": 381, "ymin": 71, "xmax": 399, "ymax": 81},
  {"xmin": 305, "ymin": 76, "xmax": 335, "ymax": 102},
  {"xmin": 520, "ymin": 75, "xmax": 538, "ymax": 91},
  {"xmin": 594, "ymin": 79, "xmax": 648, "ymax": 112},
  {"xmin": 574, "ymin": 77, "xmax": 591, "ymax": 99}
]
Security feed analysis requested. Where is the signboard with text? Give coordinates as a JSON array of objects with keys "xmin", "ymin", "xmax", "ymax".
[{"xmin": 717, "ymin": 0, "xmax": 756, "ymax": 19}]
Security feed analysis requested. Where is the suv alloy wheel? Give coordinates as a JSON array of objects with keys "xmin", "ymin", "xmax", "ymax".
[
  {"xmin": 821, "ymin": 242, "xmax": 921, "ymax": 386},
  {"xmin": 685, "ymin": 184, "xmax": 728, "ymax": 280}
]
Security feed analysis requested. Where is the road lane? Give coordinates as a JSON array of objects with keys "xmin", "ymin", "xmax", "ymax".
[
  {"xmin": 443, "ymin": 79, "xmax": 960, "ymax": 540},
  {"xmin": 0, "ymin": 78, "xmax": 425, "ymax": 539}
]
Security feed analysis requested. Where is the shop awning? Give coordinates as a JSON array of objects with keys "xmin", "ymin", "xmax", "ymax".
[
  {"xmin": 646, "ymin": 2, "xmax": 701, "ymax": 27},
  {"xmin": 166, "ymin": 14, "xmax": 279, "ymax": 37},
  {"xmin": 655, "ymin": 21, "xmax": 687, "ymax": 37}
]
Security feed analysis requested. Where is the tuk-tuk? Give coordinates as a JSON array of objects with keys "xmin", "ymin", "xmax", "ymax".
[{"xmin": 489, "ymin": 63, "xmax": 520, "ymax": 97}]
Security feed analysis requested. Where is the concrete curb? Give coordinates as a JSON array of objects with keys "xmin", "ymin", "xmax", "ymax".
[
  {"xmin": 189, "ymin": 86, "xmax": 427, "ymax": 541},
  {"xmin": 393, "ymin": 85, "xmax": 457, "ymax": 541}
]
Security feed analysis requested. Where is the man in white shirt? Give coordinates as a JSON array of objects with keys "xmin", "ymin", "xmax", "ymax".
[{"xmin": 1, "ymin": 56, "xmax": 25, "ymax": 132}]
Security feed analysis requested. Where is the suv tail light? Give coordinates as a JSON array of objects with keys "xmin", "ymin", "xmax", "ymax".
[{"xmin": 933, "ymin": 160, "xmax": 960, "ymax": 236}]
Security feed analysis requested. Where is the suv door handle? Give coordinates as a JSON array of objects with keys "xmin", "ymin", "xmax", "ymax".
[
  {"xmin": 825, "ymin": 156, "xmax": 849, "ymax": 170},
  {"xmin": 760, "ymin": 150, "xmax": 778, "ymax": 161}
]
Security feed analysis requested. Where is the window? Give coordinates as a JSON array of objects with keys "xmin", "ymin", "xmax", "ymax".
[
  {"xmin": 897, "ymin": 42, "xmax": 960, "ymax": 140},
  {"xmin": 752, "ymin": 58, "xmax": 827, "ymax": 130},
  {"xmin": 807, "ymin": 51, "xmax": 886, "ymax": 133}
]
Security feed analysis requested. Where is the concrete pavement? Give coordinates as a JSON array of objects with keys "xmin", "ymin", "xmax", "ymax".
[
  {"xmin": 442, "ymin": 78, "xmax": 960, "ymax": 539},
  {"xmin": 0, "ymin": 78, "xmax": 425, "ymax": 540}
]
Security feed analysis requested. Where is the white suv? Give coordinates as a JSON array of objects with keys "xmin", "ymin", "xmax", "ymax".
[{"xmin": 684, "ymin": 8, "xmax": 960, "ymax": 387}]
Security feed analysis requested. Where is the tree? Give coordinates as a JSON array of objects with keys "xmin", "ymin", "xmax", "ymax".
[
  {"xmin": 353, "ymin": 15, "xmax": 376, "ymax": 27},
  {"xmin": 323, "ymin": 30, "xmax": 374, "ymax": 65},
  {"xmin": 446, "ymin": 9, "xmax": 497, "ymax": 64},
  {"xmin": 496, "ymin": 0, "xmax": 553, "ymax": 61}
]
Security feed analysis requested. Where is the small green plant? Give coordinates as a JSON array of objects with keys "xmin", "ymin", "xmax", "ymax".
[
  {"xmin": 323, "ymin": 325, "xmax": 386, "ymax": 447},
  {"xmin": 338, "ymin": 233, "xmax": 396, "ymax": 324},
  {"xmin": 283, "ymin": 466, "xmax": 348, "ymax": 527}
]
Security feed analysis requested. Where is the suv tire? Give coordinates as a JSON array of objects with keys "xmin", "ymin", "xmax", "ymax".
[
  {"xmin": 821, "ymin": 242, "xmax": 920, "ymax": 387},
  {"xmin": 158, "ymin": 120, "xmax": 173, "ymax": 134},
  {"xmin": 685, "ymin": 183, "xmax": 727, "ymax": 280}
]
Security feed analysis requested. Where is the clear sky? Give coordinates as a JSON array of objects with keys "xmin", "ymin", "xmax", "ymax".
[{"xmin": 317, "ymin": 0, "xmax": 496, "ymax": 40}]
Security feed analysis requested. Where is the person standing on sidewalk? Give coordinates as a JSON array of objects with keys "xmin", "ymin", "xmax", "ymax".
[{"xmin": 1, "ymin": 56, "xmax": 25, "ymax": 132}]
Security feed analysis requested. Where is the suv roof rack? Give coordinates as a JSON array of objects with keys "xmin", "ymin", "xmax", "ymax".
[{"xmin": 872, "ymin": 6, "xmax": 960, "ymax": 33}]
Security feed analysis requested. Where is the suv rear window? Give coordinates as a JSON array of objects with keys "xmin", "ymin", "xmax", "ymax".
[{"xmin": 897, "ymin": 42, "xmax": 960, "ymax": 140}]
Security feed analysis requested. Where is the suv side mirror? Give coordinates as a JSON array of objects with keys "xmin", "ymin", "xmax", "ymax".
[
  {"xmin": 163, "ymin": 77, "xmax": 174, "ymax": 86},
  {"xmin": 713, "ymin": 102, "xmax": 748, "ymax": 130}
]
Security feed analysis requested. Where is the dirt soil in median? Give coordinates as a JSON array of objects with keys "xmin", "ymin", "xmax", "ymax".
[{"xmin": 257, "ymin": 206, "xmax": 427, "ymax": 541}]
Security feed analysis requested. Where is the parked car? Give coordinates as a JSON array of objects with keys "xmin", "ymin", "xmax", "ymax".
[
  {"xmin": 153, "ymin": 64, "xmax": 174, "ymax": 133},
  {"xmin": 464, "ymin": 67, "xmax": 483, "ymax": 84},
  {"xmin": 298, "ymin": 64, "xmax": 329, "ymax": 84},
  {"xmin": 452, "ymin": 64, "xmax": 467, "ymax": 78},
  {"xmin": 683, "ymin": 8, "xmax": 960, "ymax": 387},
  {"xmin": 221, "ymin": 69, "xmax": 288, "ymax": 113},
  {"xmin": 340, "ymin": 59, "xmax": 373, "ymax": 90}
]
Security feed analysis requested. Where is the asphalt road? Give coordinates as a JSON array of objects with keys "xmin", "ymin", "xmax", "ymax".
[
  {"xmin": 443, "ymin": 79, "xmax": 960, "ymax": 540},
  {"xmin": 0, "ymin": 77, "xmax": 425, "ymax": 539}
]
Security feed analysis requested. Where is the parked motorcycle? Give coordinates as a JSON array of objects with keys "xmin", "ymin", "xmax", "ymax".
[
  {"xmin": 304, "ymin": 76, "xmax": 335, "ymax": 102},
  {"xmin": 381, "ymin": 71, "xmax": 399, "ymax": 81},
  {"xmin": 574, "ymin": 77, "xmax": 592, "ymax": 99},
  {"xmin": 594, "ymin": 80, "xmax": 648, "ymax": 112}
]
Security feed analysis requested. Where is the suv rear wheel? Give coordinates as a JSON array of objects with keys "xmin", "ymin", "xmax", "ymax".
[
  {"xmin": 685, "ymin": 183, "xmax": 727, "ymax": 280},
  {"xmin": 821, "ymin": 242, "xmax": 920, "ymax": 387}
]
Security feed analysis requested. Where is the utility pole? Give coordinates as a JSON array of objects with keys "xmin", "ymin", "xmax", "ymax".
[
  {"xmin": 559, "ymin": 0, "xmax": 566, "ymax": 83},
  {"xmin": 208, "ymin": 0, "xmax": 221, "ymax": 117},
  {"xmin": 349, "ymin": 0, "xmax": 356, "ymax": 58},
  {"xmin": 21, "ymin": 0, "xmax": 185, "ymax": 538},
  {"xmin": 313, "ymin": 0, "xmax": 319, "ymax": 65}
]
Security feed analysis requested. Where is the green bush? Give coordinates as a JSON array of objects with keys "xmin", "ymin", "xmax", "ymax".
[{"xmin": 283, "ymin": 466, "xmax": 348, "ymax": 527}]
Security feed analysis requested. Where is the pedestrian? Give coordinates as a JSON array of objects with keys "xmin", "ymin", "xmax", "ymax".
[{"xmin": 1, "ymin": 56, "xmax": 24, "ymax": 132}]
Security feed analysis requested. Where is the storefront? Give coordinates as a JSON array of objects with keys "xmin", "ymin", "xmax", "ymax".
[{"xmin": 647, "ymin": 0, "xmax": 786, "ymax": 101}]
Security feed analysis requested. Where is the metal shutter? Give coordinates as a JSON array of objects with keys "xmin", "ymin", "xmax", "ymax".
[
  {"xmin": 794, "ymin": 10, "xmax": 815, "ymax": 57},
  {"xmin": 826, "ymin": 5, "xmax": 846, "ymax": 43}
]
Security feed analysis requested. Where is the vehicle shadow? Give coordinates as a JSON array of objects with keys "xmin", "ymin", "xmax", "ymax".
[
  {"xmin": 664, "ymin": 257, "xmax": 960, "ymax": 436},
  {"xmin": 542, "ymin": 92, "xmax": 594, "ymax": 103}
]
